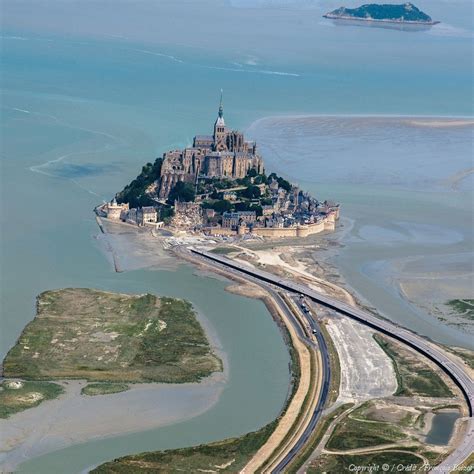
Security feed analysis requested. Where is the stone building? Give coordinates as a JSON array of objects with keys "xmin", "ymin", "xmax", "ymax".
[
  {"xmin": 158, "ymin": 93, "xmax": 264, "ymax": 198},
  {"xmin": 222, "ymin": 210, "xmax": 256, "ymax": 229},
  {"xmin": 105, "ymin": 198, "xmax": 129, "ymax": 220},
  {"xmin": 137, "ymin": 206, "xmax": 158, "ymax": 226},
  {"xmin": 222, "ymin": 212, "xmax": 240, "ymax": 229}
]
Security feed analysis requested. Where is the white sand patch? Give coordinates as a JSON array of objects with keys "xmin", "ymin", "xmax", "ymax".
[
  {"xmin": 17, "ymin": 392, "xmax": 44, "ymax": 404},
  {"xmin": 326, "ymin": 317, "xmax": 397, "ymax": 403},
  {"xmin": 5, "ymin": 381, "xmax": 24, "ymax": 390},
  {"xmin": 144, "ymin": 321, "xmax": 153, "ymax": 332},
  {"xmin": 407, "ymin": 119, "xmax": 474, "ymax": 128},
  {"xmin": 215, "ymin": 459, "xmax": 235, "ymax": 469},
  {"xmin": 157, "ymin": 320, "xmax": 167, "ymax": 332}
]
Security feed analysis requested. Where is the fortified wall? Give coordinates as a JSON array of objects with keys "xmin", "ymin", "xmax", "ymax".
[{"xmin": 206, "ymin": 212, "xmax": 337, "ymax": 238}]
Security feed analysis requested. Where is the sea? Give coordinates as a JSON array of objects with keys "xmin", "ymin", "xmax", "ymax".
[{"xmin": 1, "ymin": 0, "xmax": 473, "ymax": 472}]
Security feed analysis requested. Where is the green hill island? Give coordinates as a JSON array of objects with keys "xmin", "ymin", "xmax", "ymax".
[
  {"xmin": 323, "ymin": 3, "xmax": 439, "ymax": 25},
  {"xmin": 1, "ymin": 288, "xmax": 222, "ymax": 417}
]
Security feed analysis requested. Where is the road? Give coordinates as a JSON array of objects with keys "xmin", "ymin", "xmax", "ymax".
[
  {"xmin": 189, "ymin": 248, "xmax": 474, "ymax": 473},
  {"xmin": 271, "ymin": 295, "xmax": 331, "ymax": 474}
]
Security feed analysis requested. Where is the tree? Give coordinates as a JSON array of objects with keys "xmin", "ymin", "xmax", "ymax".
[
  {"xmin": 116, "ymin": 157, "xmax": 163, "ymax": 208},
  {"xmin": 268, "ymin": 173, "xmax": 291, "ymax": 192},
  {"xmin": 242, "ymin": 185, "xmax": 261, "ymax": 200},
  {"xmin": 202, "ymin": 200, "xmax": 233, "ymax": 213},
  {"xmin": 168, "ymin": 181, "xmax": 196, "ymax": 203},
  {"xmin": 247, "ymin": 168, "xmax": 258, "ymax": 178}
]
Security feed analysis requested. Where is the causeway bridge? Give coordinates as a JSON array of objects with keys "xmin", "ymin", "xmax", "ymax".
[{"xmin": 190, "ymin": 248, "xmax": 474, "ymax": 473}]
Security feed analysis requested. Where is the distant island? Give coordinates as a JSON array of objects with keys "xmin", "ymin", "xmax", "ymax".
[{"xmin": 323, "ymin": 3, "xmax": 439, "ymax": 25}]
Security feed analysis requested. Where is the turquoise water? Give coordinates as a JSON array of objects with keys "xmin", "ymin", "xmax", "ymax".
[{"xmin": 1, "ymin": 0, "xmax": 473, "ymax": 471}]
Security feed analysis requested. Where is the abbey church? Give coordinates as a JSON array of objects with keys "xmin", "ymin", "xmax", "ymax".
[{"xmin": 158, "ymin": 94, "xmax": 264, "ymax": 198}]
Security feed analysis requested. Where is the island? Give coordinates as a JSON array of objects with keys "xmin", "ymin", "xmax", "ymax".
[
  {"xmin": 96, "ymin": 94, "xmax": 340, "ymax": 239},
  {"xmin": 1, "ymin": 288, "xmax": 222, "ymax": 416},
  {"xmin": 323, "ymin": 3, "xmax": 439, "ymax": 25}
]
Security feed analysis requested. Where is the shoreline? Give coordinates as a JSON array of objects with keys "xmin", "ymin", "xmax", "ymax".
[
  {"xmin": 0, "ymin": 226, "xmax": 230, "ymax": 472},
  {"xmin": 323, "ymin": 14, "xmax": 440, "ymax": 26},
  {"xmin": 0, "ymin": 374, "xmax": 226, "ymax": 473},
  {"xmin": 246, "ymin": 115, "xmax": 474, "ymax": 130}
]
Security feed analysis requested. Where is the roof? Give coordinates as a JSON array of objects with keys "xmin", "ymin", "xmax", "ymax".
[{"xmin": 194, "ymin": 135, "xmax": 214, "ymax": 141}]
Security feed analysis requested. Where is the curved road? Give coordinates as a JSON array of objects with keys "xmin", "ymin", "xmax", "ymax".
[
  {"xmin": 271, "ymin": 295, "xmax": 331, "ymax": 474},
  {"xmin": 190, "ymin": 248, "xmax": 474, "ymax": 473}
]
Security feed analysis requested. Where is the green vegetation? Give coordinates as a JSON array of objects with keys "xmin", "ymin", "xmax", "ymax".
[
  {"xmin": 454, "ymin": 453, "xmax": 474, "ymax": 474},
  {"xmin": 268, "ymin": 172, "xmax": 291, "ymax": 192},
  {"xmin": 240, "ymin": 184, "xmax": 261, "ymax": 199},
  {"xmin": 92, "ymin": 421, "xmax": 277, "ymax": 473},
  {"xmin": 447, "ymin": 299, "xmax": 474, "ymax": 321},
  {"xmin": 168, "ymin": 181, "xmax": 196, "ymax": 203},
  {"xmin": 309, "ymin": 451, "xmax": 427, "ymax": 474},
  {"xmin": 91, "ymin": 290, "xmax": 302, "ymax": 474},
  {"xmin": 326, "ymin": 414, "xmax": 405, "ymax": 450},
  {"xmin": 210, "ymin": 246, "xmax": 237, "ymax": 255},
  {"xmin": 116, "ymin": 158, "xmax": 163, "ymax": 208},
  {"xmin": 287, "ymin": 404, "xmax": 354, "ymax": 473},
  {"xmin": 446, "ymin": 346, "xmax": 474, "ymax": 370},
  {"xmin": 3, "ymin": 289, "xmax": 222, "ymax": 384},
  {"xmin": 374, "ymin": 334, "xmax": 453, "ymax": 398},
  {"xmin": 201, "ymin": 199, "xmax": 233, "ymax": 213},
  {"xmin": 0, "ymin": 380, "xmax": 64, "ymax": 418},
  {"xmin": 320, "ymin": 322, "xmax": 341, "ymax": 406},
  {"xmin": 325, "ymin": 3, "xmax": 435, "ymax": 23},
  {"xmin": 81, "ymin": 383, "xmax": 129, "ymax": 396}
]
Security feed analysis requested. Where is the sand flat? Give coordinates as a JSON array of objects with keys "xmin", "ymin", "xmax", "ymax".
[{"xmin": 0, "ymin": 375, "xmax": 225, "ymax": 472}]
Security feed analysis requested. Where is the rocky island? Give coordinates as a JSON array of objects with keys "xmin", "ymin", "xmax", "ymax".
[
  {"xmin": 97, "ymin": 94, "xmax": 339, "ymax": 240},
  {"xmin": 323, "ymin": 3, "xmax": 439, "ymax": 25}
]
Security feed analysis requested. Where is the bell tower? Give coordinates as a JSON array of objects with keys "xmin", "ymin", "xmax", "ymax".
[{"xmin": 213, "ymin": 90, "xmax": 227, "ymax": 152}]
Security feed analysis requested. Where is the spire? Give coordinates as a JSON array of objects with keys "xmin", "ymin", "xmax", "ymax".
[{"xmin": 218, "ymin": 89, "xmax": 223, "ymax": 119}]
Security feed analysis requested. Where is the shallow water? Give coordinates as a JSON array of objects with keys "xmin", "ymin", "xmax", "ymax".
[
  {"xmin": 249, "ymin": 116, "xmax": 473, "ymax": 348},
  {"xmin": 1, "ymin": 0, "xmax": 473, "ymax": 470},
  {"xmin": 426, "ymin": 411, "xmax": 460, "ymax": 445}
]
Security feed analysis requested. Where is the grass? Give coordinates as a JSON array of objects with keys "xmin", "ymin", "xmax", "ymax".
[
  {"xmin": 3, "ymin": 288, "xmax": 222, "ymax": 384},
  {"xmin": 446, "ymin": 346, "xmax": 474, "ymax": 370},
  {"xmin": 0, "ymin": 380, "xmax": 64, "ymax": 418},
  {"xmin": 308, "ymin": 451, "xmax": 427, "ymax": 473},
  {"xmin": 452, "ymin": 452, "xmax": 474, "ymax": 473},
  {"xmin": 320, "ymin": 321, "xmax": 341, "ymax": 405},
  {"xmin": 91, "ymin": 421, "xmax": 277, "ymax": 473},
  {"xmin": 210, "ymin": 246, "xmax": 236, "ymax": 255},
  {"xmin": 373, "ymin": 334, "xmax": 453, "ymax": 398},
  {"xmin": 326, "ymin": 414, "xmax": 405, "ymax": 450},
  {"xmin": 447, "ymin": 299, "xmax": 474, "ymax": 321},
  {"xmin": 92, "ymin": 290, "xmax": 303, "ymax": 474},
  {"xmin": 81, "ymin": 383, "xmax": 129, "ymax": 396},
  {"xmin": 286, "ymin": 403, "xmax": 354, "ymax": 473}
]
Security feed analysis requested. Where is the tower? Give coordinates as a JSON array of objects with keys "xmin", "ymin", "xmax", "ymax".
[{"xmin": 213, "ymin": 90, "xmax": 227, "ymax": 152}]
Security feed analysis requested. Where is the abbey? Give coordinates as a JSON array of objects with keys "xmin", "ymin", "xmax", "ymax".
[{"xmin": 158, "ymin": 94, "xmax": 264, "ymax": 198}]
